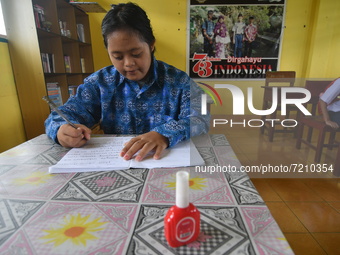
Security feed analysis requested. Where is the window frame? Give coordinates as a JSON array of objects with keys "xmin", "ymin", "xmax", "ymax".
[{"xmin": 0, "ymin": 1, "xmax": 7, "ymax": 39}]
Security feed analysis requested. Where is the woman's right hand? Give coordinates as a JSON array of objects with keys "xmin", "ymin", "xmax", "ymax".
[{"xmin": 57, "ymin": 124, "xmax": 92, "ymax": 148}]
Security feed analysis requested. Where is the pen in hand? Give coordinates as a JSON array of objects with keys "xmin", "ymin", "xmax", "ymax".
[
  {"xmin": 42, "ymin": 96, "xmax": 78, "ymax": 129},
  {"xmin": 43, "ymin": 96, "xmax": 91, "ymax": 146}
]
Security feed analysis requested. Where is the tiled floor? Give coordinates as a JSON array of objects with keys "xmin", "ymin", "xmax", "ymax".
[{"xmin": 210, "ymin": 122, "xmax": 340, "ymax": 254}]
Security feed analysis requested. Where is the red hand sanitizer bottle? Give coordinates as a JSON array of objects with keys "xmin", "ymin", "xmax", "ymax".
[{"xmin": 164, "ymin": 171, "xmax": 200, "ymax": 247}]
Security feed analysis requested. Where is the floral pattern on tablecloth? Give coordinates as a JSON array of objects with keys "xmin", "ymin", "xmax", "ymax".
[{"xmin": 0, "ymin": 134, "xmax": 293, "ymax": 254}]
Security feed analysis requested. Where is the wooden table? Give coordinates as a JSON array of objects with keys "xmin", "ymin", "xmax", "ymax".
[{"xmin": 0, "ymin": 134, "xmax": 293, "ymax": 254}]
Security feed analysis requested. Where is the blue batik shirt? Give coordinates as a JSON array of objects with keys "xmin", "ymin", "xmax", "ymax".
[{"xmin": 45, "ymin": 57, "xmax": 210, "ymax": 147}]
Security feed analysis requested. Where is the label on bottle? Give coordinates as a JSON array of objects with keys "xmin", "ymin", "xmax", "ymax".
[{"xmin": 175, "ymin": 216, "xmax": 195, "ymax": 242}]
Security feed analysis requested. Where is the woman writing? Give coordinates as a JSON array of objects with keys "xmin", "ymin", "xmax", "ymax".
[{"xmin": 45, "ymin": 3, "xmax": 209, "ymax": 162}]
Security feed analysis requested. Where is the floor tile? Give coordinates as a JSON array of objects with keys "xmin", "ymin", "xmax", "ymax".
[
  {"xmin": 266, "ymin": 179, "xmax": 324, "ymax": 201},
  {"xmin": 234, "ymin": 153, "xmax": 251, "ymax": 166},
  {"xmin": 285, "ymin": 233, "xmax": 326, "ymax": 255},
  {"xmin": 265, "ymin": 202, "xmax": 308, "ymax": 233},
  {"xmin": 212, "ymin": 122, "xmax": 340, "ymax": 253},
  {"xmin": 286, "ymin": 202, "xmax": 340, "ymax": 232},
  {"xmin": 329, "ymin": 202, "xmax": 340, "ymax": 213},
  {"xmin": 251, "ymin": 179, "xmax": 282, "ymax": 201},
  {"xmin": 312, "ymin": 233, "xmax": 340, "ymax": 255},
  {"xmin": 301, "ymin": 179, "xmax": 340, "ymax": 201},
  {"xmin": 227, "ymin": 143, "xmax": 243, "ymax": 154}
]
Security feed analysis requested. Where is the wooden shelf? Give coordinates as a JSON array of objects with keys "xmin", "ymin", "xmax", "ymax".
[
  {"xmin": 34, "ymin": 0, "xmax": 94, "ymax": 104},
  {"xmin": 1, "ymin": 0, "xmax": 95, "ymax": 139},
  {"xmin": 69, "ymin": 2, "xmax": 106, "ymax": 13}
]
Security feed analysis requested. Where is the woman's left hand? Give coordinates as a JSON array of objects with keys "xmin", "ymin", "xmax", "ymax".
[
  {"xmin": 120, "ymin": 131, "xmax": 169, "ymax": 161},
  {"xmin": 325, "ymin": 120, "xmax": 339, "ymax": 129}
]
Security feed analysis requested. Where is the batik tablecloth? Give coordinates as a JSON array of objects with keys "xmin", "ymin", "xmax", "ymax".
[{"xmin": 0, "ymin": 134, "xmax": 293, "ymax": 255}]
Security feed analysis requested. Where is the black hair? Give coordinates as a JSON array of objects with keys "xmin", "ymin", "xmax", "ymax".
[
  {"xmin": 238, "ymin": 13, "xmax": 243, "ymax": 18},
  {"xmin": 101, "ymin": 2, "xmax": 155, "ymax": 49}
]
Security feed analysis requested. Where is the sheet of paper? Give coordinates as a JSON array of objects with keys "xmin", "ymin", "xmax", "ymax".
[
  {"xmin": 49, "ymin": 136, "xmax": 205, "ymax": 173},
  {"xmin": 49, "ymin": 137, "xmax": 131, "ymax": 173}
]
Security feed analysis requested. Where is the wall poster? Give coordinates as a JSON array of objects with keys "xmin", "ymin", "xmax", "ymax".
[{"xmin": 188, "ymin": 0, "xmax": 286, "ymax": 79}]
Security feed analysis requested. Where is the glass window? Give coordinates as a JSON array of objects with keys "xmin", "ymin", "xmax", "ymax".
[{"xmin": 0, "ymin": 1, "xmax": 7, "ymax": 36}]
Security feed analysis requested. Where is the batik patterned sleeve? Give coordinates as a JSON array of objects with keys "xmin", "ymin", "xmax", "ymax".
[
  {"xmin": 44, "ymin": 74, "xmax": 102, "ymax": 143},
  {"xmin": 152, "ymin": 76, "xmax": 210, "ymax": 147}
]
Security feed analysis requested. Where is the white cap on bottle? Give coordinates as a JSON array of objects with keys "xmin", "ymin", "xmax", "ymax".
[{"xmin": 176, "ymin": 171, "xmax": 189, "ymax": 208}]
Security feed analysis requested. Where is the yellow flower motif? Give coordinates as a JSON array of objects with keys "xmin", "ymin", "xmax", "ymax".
[
  {"xmin": 41, "ymin": 214, "xmax": 106, "ymax": 247},
  {"xmin": 165, "ymin": 176, "xmax": 207, "ymax": 190},
  {"xmin": 12, "ymin": 171, "xmax": 53, "ymax": 186}
]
